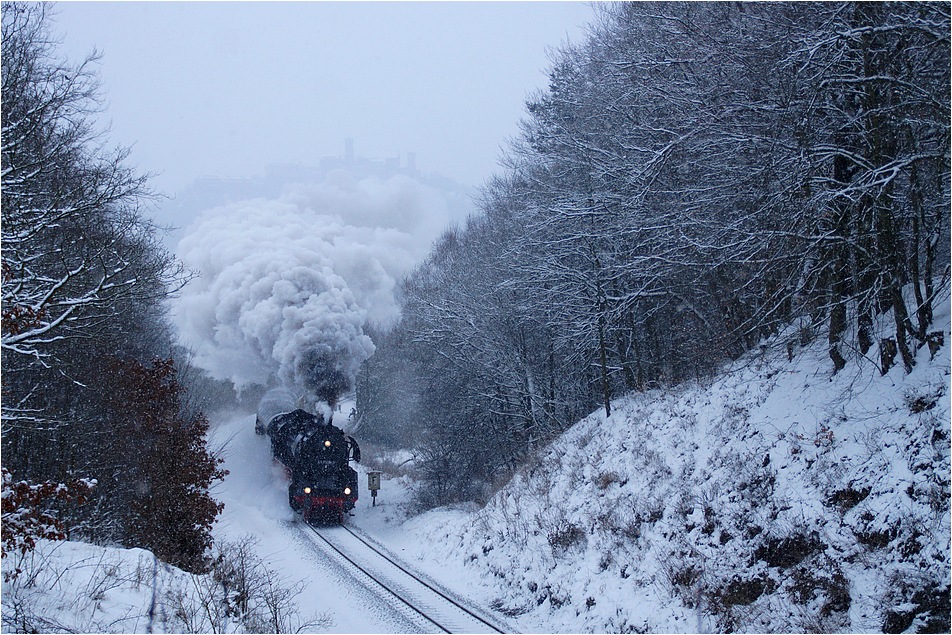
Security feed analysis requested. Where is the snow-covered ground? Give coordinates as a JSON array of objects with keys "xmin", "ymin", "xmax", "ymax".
[{"xmin": 4, "ymin": 295, "xmax": 949, "ymax": 633}]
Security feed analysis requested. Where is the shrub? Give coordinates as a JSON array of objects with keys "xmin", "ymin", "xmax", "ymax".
[
  {"xmin": 1, "ymin": 467, "xmax": 94, "ymax": 580},
  {"xmin": 94, "ymin": 357, "xmax": 227, "ymax": 572}
]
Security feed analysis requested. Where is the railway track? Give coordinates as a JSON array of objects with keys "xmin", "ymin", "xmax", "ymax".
[{"xmin": 304, "ymin": 523, "xmax": 509, "ymax": 634}]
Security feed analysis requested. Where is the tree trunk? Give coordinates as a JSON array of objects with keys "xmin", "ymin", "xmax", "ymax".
[
  {"xmin": 890, "ymin": 284, "xmax": 916, "ymax": 374},
  {"xmin": 597, "ymin": 312, "xmax": 612, "ymax": 418},
  {"xmin": 828, "ymin": 299, "xmax": 848, "ymax": 373}
]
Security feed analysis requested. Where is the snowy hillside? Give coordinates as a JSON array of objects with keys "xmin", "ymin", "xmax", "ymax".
[{"xmin": 388, "ymin": 295, "xmax": 951, "ymax": 633}]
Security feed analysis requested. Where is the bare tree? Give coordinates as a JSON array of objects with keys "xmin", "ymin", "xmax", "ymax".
[
  {"xmin": 1, "ymin": 5, "xmax": 210, "ymax": 563},
  {"xmin": 781, "ymin": 2, "xmax": 950, "ymax": 373},
  {"xmin": 1, "ymin": 4, "xmax": 182, "ymax": 383},
  {"xmin": 358, "ymin": 1, "xmax": 950, "ymax": 511}
]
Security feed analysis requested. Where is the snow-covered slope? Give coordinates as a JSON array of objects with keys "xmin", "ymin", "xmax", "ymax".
[{"xmin": 388, "ymin": 299, "xmax": 951, "ymax": 633}]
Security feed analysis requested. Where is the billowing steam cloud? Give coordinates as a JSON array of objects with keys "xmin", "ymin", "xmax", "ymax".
[{"xmin": 172, "ymin": 171, "xmax": 455, "ymax": 401}]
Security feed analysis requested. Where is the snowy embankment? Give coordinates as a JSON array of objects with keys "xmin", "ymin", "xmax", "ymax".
[{"xmin": 379, "ymin": 298, "xmax": 950, "ymax": 633}]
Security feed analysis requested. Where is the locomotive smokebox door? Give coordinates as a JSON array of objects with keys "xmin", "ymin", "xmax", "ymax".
[{"xmin": 367, "ymin": 471, "xmax": 382, "ymax": 506}]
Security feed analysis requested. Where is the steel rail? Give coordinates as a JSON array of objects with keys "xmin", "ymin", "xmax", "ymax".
[
  {"xmin": 307, "ymin": 524, "xmax": 452, "ymax": 633},
  {"xmin": 308, "ymin": 523, "xmax": 508, "ymax": 634},
  {"xmin": 338, "ymin": 524, "xmax": 506, "ymax": 634}
]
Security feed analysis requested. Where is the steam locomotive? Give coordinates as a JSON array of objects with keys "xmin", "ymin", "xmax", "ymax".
[{"xmin": 256, "ymin": 388, "xmax": 360, "ymax": 523}]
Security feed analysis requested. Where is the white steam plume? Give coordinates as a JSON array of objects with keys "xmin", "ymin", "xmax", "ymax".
[{"xmin": 172, "ymin": 171, "xmax": 453, "ymax": 399}]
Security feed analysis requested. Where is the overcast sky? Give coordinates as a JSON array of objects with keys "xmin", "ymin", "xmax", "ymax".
[{"xmin": 52, "ymin": 1, "xmax": 595, "ymax": 196}]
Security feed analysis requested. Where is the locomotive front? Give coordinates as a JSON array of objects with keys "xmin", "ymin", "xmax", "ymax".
[
  {"xmin": 288, "ymin": 423, "xmax": 359, "ymax": 523},
  {"xmin": 257, "ymin": 388, "xmax": 360, "ymax": 524}
]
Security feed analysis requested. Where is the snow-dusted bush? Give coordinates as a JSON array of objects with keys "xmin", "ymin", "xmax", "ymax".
[
  {"xmin": 1, "ymin": 536, "xmax": 332, "ymax": 634},
  {"xmin": 1, "ymin": 468, "xmax": 95, "ymax": 581}
]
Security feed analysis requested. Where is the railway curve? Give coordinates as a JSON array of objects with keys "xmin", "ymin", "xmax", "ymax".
[{"xmin": 304, "ymin": 524, "xmax": 510, "ymax": 634}]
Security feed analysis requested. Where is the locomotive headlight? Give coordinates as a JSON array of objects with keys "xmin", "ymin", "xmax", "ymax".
[
  {"xmin": 344, "ymin": 487, "xmax": 352, "ymax": 495},
  {"xmin": 324, "ymin": 440, "xmax": 331, "ymax": 447},
  {"xmin": 303, "ymin": 487, "xmax": 312, "ymax": 494}
]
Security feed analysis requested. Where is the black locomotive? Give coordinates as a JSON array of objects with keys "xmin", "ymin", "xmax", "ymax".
[{"xmin": 256, "ymin": 388, "xmax": 360, "ymax": 523}]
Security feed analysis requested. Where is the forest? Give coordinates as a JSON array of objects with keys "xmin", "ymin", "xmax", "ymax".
[
  {"xmin": 355, "ymin": 2, "xmax": 950, "ymax": 508},
  {"xmin": 2, "ymin": 3, "xmax": 225, "ymax": 573}
]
